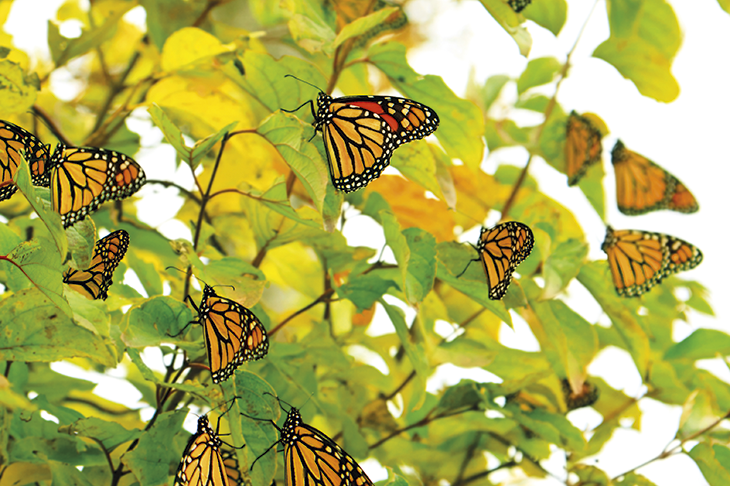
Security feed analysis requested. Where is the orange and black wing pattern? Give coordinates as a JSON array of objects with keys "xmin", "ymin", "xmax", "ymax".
[
  {"xmin": 601, "ymin": 226, "xmax": 702, "ymax": 297},
  {"xmin": 175, "ymin": 416, "xmax": 230, "ymax": 486},
  {"xmin": 280, "ymin": 407, "xmax": 373, "ymax": 486},
  {"xmin": 611, "ymin": 140, "xmax": 698, "ymax": 215},
  {"xmin": 50, "ymin": 143, "xmax": 146, "ymax": 228},
  {"xmin": 195, "ymin": 285, "xmax": 269, "ymax": 384},
  {"xmin": 476, "ymin": 221, "xmax": 535, "ymax": 300},
  {"xmin": 312, "ymin": 93, "xmax": 439, "ymax": 193},
  {"xmin": 564, "ymin": 111, "xmax": 602, "ymax": 186},
  {"xmin": 0, "ymin": 120, "xmax": 51, "ymax": 201},
  {"xmin": 63, "ymin": 229, "xmax": 130, "ymax": 300}
]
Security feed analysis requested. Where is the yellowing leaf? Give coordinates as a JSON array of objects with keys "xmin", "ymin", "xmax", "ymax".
[
  {"xmin": 0, "ymin": 59, "xmax": 38, "ymax": 114},
  {"xmin": 160, "ymin": 27, "xmax": 231, "ymax": 72}
]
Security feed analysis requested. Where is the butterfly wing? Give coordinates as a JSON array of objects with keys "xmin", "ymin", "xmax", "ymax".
[
  {"xmin": 316, "ymin": 93, "xmax": 439, "ymax": 193},
  {"xmin": 282, "ymin": 408, "xmax": 373, "ymax": 486},
  {"xmin": 63, "ymin": 229, "xmax": 130, "ymax": 300},
  {"xmin": 565, "ymin": 111, "xmax": 602, "ymax": 186},
  {"xmin": 175, "ymin": 416, "xmax": 229, "ymax": 486},
  {"xmin": 220, "ymin": 446, "xmax": 244, "ymax": 486},
  {"xmin": 611, "ymin": 140, "xmax": 698, "ymax": 215},
  {"xmin": 601, "ymin": 226, "xmax": 702, "ymax": 297},
  {"xmin": 0, "ymin": 120, "xmax": 51, "ymax": 200},
  {"xmin": 507, "ymin": 0, "xmax": 532, "ymax": 12},
  {"xmin": 197, "ymin": 285, "xmax": 270, "ymax": 384},
  {"xmin": 50, "ymin": 143, "xmax": 146, "ymax": 227},
  {"xmin": 477, "ymin": 221, "xmax": 534, "ymax": 300}
]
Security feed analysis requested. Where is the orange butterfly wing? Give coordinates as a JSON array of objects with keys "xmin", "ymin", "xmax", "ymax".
[
  {"xmin": 601, "ymin": 226, "xmax": 702, "ymax": 297},
  {"xmin": 195, "ymin": 285, "xmax": 269, "ymax": 384},
  {"xmin": 0, "ymin": 120, "xmax": 51, "ymax": 201},
  {"xmin": 63, "ymin": 230, "xmax": 130, "ymax": 300},
  {"xmin": 175, "ymin": 416, "xmax": 230, "ymax": 486},
  {"xmin": 477, "ymin": 221, "xmax": 535, "ymax": 300},
  {"xmin": 565, "ymin": 111, "xmax": 602, "ymax": 186},
  {"xmin": 611, "ymin": 140, "xmax": 698, "ymax": 215}
]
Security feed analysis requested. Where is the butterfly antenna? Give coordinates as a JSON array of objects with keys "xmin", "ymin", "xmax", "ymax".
[
  {"xmin": 455, "ymin": 257, "xmax": 481, "ymax": 279},
  {"xmin": 250, "ymin": 439, "xmax": 281, "ymax": 472},
  {"xmin": 284, "ymin": 74, "xmax": 324, "ymax": 93}
]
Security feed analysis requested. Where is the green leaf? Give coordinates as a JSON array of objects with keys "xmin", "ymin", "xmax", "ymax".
[
  {"xmin": 284, "ymin": 0, "xmax": 337, "ymax": 54},
  {"xmin": 0, "ymin": 59, "xmax": 38, "ymax": 114},
  {"xmin": 47, "ymin": 461, "xmax": 94, "ymax": 486},
  {"xmin": 14, "ymin": 155, "xmax": 66, "ymax": 258},
  {"xmin": 572, "ymin": 464, "xmax": 610, "ymax": 486},
  {"xmin": 541, "ymin": 238, "xmax": 588, "ymax": 299},
  {"xmin": 615, "ymin": 472, "xmax": 657, "ymax": 486},
  {"xmin": 523, "ymin": 0, "xmax": 567, "ymax": 36},
  {"xmin": 690, "ymin": 442, "xmax": 730, "ymax": 486},
  {"xmin": 139, "ymin": 0, "xmax": 207, "ymax": 50},
  {"xmin": 379, "ymin": 299, "xmax": 428, "ymax": 408},
  {"xmin": 402, "ymin": 228, "xmax": 437, "ymax": 304},
  {"xmin": 0, "ymin": 288, "xmax": 115, "ymax": 366},
  {"xmin": 333, "ymin": 7, "xmax": 398, "ymax": 48},
  {"xmin": 66, "ymin": 417, "xmax": 140, "ymax": 452},
  {"xmin": 230, "ymin": 51, "xmax": 327, "ymax": 114},
  {"xmin": 337, "ymin": 274, "xmax": 397, "ymax": 311},
  {"xmin": 125, "ymin": 251, "xmax": 163, "ymax": 297},
  {"xmin": 719, "ymin": 0, "xmax": 730, "ymax": 14},
  {"xmin": 121, "ymin": 297, "xmax": 193, "ymax": 347},
  {"xmin": 435, "ymin": 241, "xmax": 513, "ymax": 326},
  {"xmin": 122, "ymin": 409, "xmax": 187, "ymax": 485},
  {"xmin": 368, "ymin": 42, "xmax": 485, "ymax": 170},
  {"xmin": 516, "ymin": 57, "xmax": 562, "ymax": 94},
  {"xmin": 148, "ymin": 104, "xmax": 237, "ymax": 170},
  {"xmin": 482, "ymin": 74, "xmax": 510, "ymax": 110},
  {"xmin": 664, "ymin": 330, "xmax": 730, "ymax": 361},
  {"xmin": 258, "ymin": 112, "xmax": 329, "ymax": 214},
  {"xmin": 477, "ymin": 0, "xmax": 532, "ymax": 56},
  {"xmin": 226, "ymin": 371, "xmax": 281, "ymax": 486},
  {"xmin": 593, "ymin": 0, "xmax": 681, "ymax": 102},
  {"xmin": 390, "ymin": 141, "xmax": 446, "ymax": 200},
  {"xmin": 578, "ymin": 261, "xmax": 650, "ymax": 377},
  {"xmin": 48, "ymin": 4, "xmax": 133, "ymax": 67},
  {"xmin": 126, "ymin": 348, "xmax": 206, "ymax": 396}
]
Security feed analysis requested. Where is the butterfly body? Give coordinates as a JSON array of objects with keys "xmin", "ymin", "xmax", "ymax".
[
  {"xmin": 191, "ymin": 285, "xmax": 269, "ymax": 384},
  {"xmin": 278, "ymin": 407, "xmax": 373, "ymax": 486},
  {"xmin": 50, "ymin": 143, "xmax": 146, "ymax": 227},
  {"xmin": 0, "ymin": 120, "xmax": 51, "ymax": 200},
  {"xmin": 601, "ymin": 226, "xmax": 702, "ymax": 297},
  {"xmin": 611, "ymin": 140, "xmax": 698, "ymax": 215},
  {"xmin": 298, "ymin": 90, "xmax": 439, "ymax": 193},
  {"xmin": 176, "ymin": 415, "xmax": 242, "ymax": 486},
  {"xmin": 63, "ymin": 229, "xmax": 129, "ymax": 300},
  {"xmin": 469, "ymin": 221, "xmax": 535, "ymax": 300}
]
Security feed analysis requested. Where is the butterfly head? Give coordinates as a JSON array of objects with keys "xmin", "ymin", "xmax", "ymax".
[
  {"xmin": 601, "ymin": 226, "xmax": 616, "ymax": 251},
  {"xmin": 611, "ymin": 140, "xmax": 627, "ymax": 162}
]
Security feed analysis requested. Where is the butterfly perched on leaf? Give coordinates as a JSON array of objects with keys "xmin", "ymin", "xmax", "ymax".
[
  {"xmin": 49, "ymin": 143, "xmax": 146, "ymax": 228},
  {"xmin": 251, "ymin": 401, "xmax": 373, "ymax": 486},
  {"xmin": 175, "ymin": 414, "xmax": 244, "ymax": 486},
  {"xmin": 457, "ymin": 221, "xmax": 535, "ymax": 300},
  {"xmin": 283, "ymin": 75, "xmax": 439, "ymax": 193},
  {"xmin": 0, "ymin": 120, "xmax": 52, "ymax": 201},
  {"xmin": 601, "ymin": 226, "xmax": 702, "ymax": 297},
  {"xmin": 63, "ymin": 229, "xmax": 130, "ymax": 300},
  {"xmin": 564, "ymin": 111, "xmax": 603, "ymax": 186},
  {"xmin": 611, "ymin": 140, "xmax": 698, "ymax": 215},
  {"xmin": 184, "ymin": 284, "xmax": 269, "ymax": 384}
]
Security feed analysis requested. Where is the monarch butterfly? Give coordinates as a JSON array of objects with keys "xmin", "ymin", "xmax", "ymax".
[
  {"xmin": 175, "ymin": 415, "xmax": 244, "ymax": 486},
  {"xmin": 507, "ymin": 0, "xmax": 531, "ymax": 12},
  {"xmin": 457, "ymin": 222, "xmax": 535, "ymax": 300},
  {"xmin": 251, "ymin": 402, "xmax": 373, "ymax": 486},
  {"xmin": 63, "ymin": 229, "xmax": 129, "ymax": 300},
  {"xmin": 611, "ymin": 140, "xmax": 698, "ymax": 215},
  {"xmin": 0, "ymin": 120, "xmax": 52, "ymax": 201},
  {"xmin": 601, "ymin": 226, "xmax": 703, "ymax": 297},
  {"xmin": 565, "ymin": 111, "xmax": 602, "ymax": 186},
  {"xmin": 49, "ymin": 143, "xmax": 146, "ymax": 228},
  {"xmin": 561, "ymin": 379, "xmax": 599, "ymax": 411},
  {"xmin": 184, "ymin": 284, "xmax": 269, "ymax": 384},
  {"xmin": 283, "ymin": 76, "xmax": 439, "ymax": 193}
]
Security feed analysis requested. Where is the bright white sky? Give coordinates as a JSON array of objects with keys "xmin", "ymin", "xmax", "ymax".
[{"xmin": 5, "ymin": 1, "xmax": 730, "ymax": 485}]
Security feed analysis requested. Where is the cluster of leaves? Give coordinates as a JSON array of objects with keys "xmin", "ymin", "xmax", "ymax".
[{"xmin": 0, "ymin": 1, "xmax": 728, "ymax": 485}]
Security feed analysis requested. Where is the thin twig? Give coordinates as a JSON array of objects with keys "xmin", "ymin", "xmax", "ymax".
[
  {"xmin": 500, "ymin": 0, "xmax": 600, "ymax": 219},
  {"xmin": 269, "ymin": 288, "xmax": 335, "ymax": 336}
]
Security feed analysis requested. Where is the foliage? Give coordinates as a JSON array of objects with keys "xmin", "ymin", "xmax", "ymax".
[{"xmin": 0, "ymin": 1, "xmax": 726, "ymax": 486}]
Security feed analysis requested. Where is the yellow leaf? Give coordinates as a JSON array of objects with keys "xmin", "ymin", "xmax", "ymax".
[{"xmin": 161, "ymin": 27, "xmax": 231, "ymax": 72}]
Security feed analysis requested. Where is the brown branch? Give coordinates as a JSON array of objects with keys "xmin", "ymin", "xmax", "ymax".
[
  {"xmin": 31, "ymin": 106, "xmax": 70, "ymax": 145},
  {"xmin": 368, "ymin": 407, "xmax": 475, "ymax": 450},
  {"xmin": 269, "ymin": 288, "xmax": 335, "ymax": 336}
]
